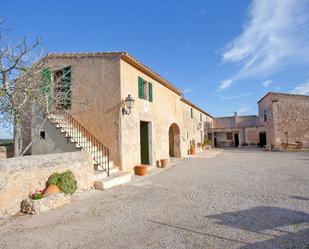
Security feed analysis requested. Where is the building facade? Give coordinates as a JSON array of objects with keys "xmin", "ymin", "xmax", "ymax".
[
  {"xmin": 211, "ymin": 92, "xmax": 309, "ymax": 149},
  {"xmin": 29, "ymin": 52, "xmax": 213, "ymax": 172},
  {"xmin": 212, "ymin": 113, "xmax": 263, "ymax": 147},
  {"xmin": 258, "ymin": 92, "xmax": 309, "ymax": 149}
]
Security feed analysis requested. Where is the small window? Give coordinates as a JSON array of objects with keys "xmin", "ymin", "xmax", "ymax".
[
  {"xmin": 200, "ymin": 113, "xmax": 202, "ymax": 121},
  {"xmin": 40, "ymin": 131, "xmax": 46, "ymax": 140},
  {"xmin": 226, "ymin": 133, "xmax": 233, "ymax": 140},
  {"xmin": 190, "ymin": 108, "xmax": 193, "ymax": 119},
  {"xmin": 263, "ymin": 110, "xmax": 267, "ymax": 122}
]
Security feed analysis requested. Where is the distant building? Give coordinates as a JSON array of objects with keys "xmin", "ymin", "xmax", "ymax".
[
  {"xmin": 211, "ymin": 92, "xmax": 309, "ymax": 149},
  {"xmin": 212, "ymin": 113, "xmax": 262, "ymax": 147},
  {"xmin": 258, "ymin": 92, "xmax": 309, "ymax": 149}
]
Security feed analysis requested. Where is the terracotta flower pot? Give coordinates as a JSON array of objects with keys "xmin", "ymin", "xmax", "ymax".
[
  {"xmin": 160, "ymin": 159, "xmax": 168, "ymax": 168},
  {"xmin": 134, "ymin": 165, "xmax": 147, "ymax": 176},
  {"xmin": 189, "ymin": 147, "xmax": 196, "ymax": 155},
  {"xmin": 44, "ymin": 184, "xmax": 60, "ymax": 196}
]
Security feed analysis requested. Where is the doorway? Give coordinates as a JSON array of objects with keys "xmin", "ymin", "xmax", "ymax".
[
  {"xmin": 169, "ymin": 123, "xmax": 181, "ymax": 157},
  {"xmin": 234, "ymin": 133, "xmax": 239, "ymax": 147},
  {"xmin": 140, "ymin": 121, "xmax": 151, "ymax": 165},
  {"xmin": 259, "ymin": 132, "xmax": 267, "ymax": 147}
]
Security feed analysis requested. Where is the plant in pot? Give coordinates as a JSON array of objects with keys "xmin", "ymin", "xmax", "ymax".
[
  {"xmin": 45, "ymin": 170, "xmax": 77, "ymax": 196},
  {"xmin": 30, "ymin": 189, "xmax": 44, "ymax": 200},
  {"xmin": 203, "ymin": 138, "xmax": 212, "ymax": 150}
]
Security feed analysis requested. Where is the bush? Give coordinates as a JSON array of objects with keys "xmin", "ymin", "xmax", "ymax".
[
  {"xmin": 47, "ymin": 172, "xmax": 62, "ymax": 185},
  {"xmin": 58, "ymin": 171, "xmax": 77, "ymax": 195},
  {"xmin": 203, "ymin": 138, "xmax": 212, "ymax": 146},
  {"xmin": 47, "ymin": 170, "xmax": 77, "ymax": 195}
]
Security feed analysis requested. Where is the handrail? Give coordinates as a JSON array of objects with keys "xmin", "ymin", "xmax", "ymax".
[{"xmin": 50, "ymin": 112, "xmax": 109, "ymax": 176}]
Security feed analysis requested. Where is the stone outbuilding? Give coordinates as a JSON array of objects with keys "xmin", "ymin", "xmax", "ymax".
[{"xmin": 258, "ymin": 92, "xmax": 309, "ymax": 149}]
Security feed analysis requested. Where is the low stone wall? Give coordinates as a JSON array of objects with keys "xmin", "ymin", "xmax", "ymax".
[
  {"xmin": 0, "ymin": 145, "xmax": 14, "ymax": 159},
  {"xmin": 0, "ymin": 151, "xmax": 94, "ymax": 218}
]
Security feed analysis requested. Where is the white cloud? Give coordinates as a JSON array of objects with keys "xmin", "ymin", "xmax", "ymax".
[
  {"xmin": 220, "ymin": 0, "xmax": 309, "ymax": 89},
  {"xmin": 262, "ymin": 80, "xmax": 272, "ymax": 87},
  {"xmin": 218, "ymin": 79, "xmax": 233, "ymax": 91},
  {"xmin": 291, "ymin": 80, "xmax": 309, "ymax": 95},
  {"xmin": 219, "ymin": 92, "xmax": 252, "ymax": 100}
]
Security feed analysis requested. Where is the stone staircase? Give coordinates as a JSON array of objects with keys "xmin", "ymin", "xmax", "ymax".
[{"xmin": 49, "ymin": 113, "xmax": 132, "ymax": 190}]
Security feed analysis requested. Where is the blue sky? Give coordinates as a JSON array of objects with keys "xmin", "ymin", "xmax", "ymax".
[{"xmin": 1, "ymin": 0, "xmax": 309, "ymax": 139}]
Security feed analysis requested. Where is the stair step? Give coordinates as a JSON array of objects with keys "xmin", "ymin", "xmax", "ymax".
[
  {"xmin": 94, "ymin": 172, "xmax": 132, "ymax": 190},
  {"xmin": 93, "ymin": 167, "xmax": 119, "ymax": 181}
]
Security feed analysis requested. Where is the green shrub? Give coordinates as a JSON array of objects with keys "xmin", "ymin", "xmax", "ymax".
[
  {"xmin": 57, "ymin": 171, "xmax": 77, "ymax": 195},
  {"xmin": 203, "ymin": 138, "xmax": 212, "ymax": 146},
  {"xmin": 47, "ymin": 172, "xmax": 62, "ymax": 185},
  {"xmin": 47, "ymin": 170, "xmax": 77, "ymax": 195}
]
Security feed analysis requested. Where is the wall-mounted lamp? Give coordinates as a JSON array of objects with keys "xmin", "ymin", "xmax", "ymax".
[{"xmin": 122, "ymin": 94, "xmax": 135, "ymax": 115}]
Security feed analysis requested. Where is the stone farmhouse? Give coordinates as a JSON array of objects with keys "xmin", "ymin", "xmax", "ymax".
[
  {"xmin": 26, "ymin": 52, "xmax": 213, "ymax": 179},
  {"xmin": 20, "ymin": 52, "xmax": 309, "ymax": 187}
]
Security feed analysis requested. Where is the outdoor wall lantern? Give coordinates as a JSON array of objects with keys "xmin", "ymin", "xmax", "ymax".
[{"xmin": 122, "ymin": 94, "xmax": 135, "ymax": 115}]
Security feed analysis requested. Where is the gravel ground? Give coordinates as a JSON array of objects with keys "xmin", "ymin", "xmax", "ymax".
[{"xmin": 0, "ymin": 150, "xmax": 309, "ymax": 249}]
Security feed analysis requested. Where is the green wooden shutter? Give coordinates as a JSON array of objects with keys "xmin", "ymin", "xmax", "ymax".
[
  {"xmin": 191, "ymin": 108, "xmax": 193, "ymax": 118},
  {"xmin": 40, "ymin": 68, "xmax": 51, "ymax": 94},
  {"xmin": 63, "ymin": 66, "xmax": 72, "ymax": 109},
  {"xmin": 148, "ymin": 82, "xmax": 153, "ymax": 102},
  {"xmin": 138, "ymin": 76, "xmax": 144, "ymax": 99}
]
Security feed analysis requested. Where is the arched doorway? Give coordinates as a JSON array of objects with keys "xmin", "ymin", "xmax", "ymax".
[{"xmin": 169, "ymin": 123, "xmax": 181, "ymax": 157}]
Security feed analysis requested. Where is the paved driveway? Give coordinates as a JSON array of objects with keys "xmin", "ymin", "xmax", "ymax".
[{"xmin": 1, "ymin": 150, "xmax": 309, "ymax": 249}]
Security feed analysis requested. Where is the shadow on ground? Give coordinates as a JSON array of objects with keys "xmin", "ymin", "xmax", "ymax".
[
  {"xmin": 207, "ymin": 206, "xmax": 309, "ymax": 248},
  {"xmin": 291, "ymin": 195, "xmax": 309, "ymax": 201},
  {"xmin": 207, "ymin": 206, "xmax": 309, "ymax": 232}
]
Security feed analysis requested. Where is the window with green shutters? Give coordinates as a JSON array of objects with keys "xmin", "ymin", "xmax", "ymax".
[
  {"xmin": 148, "ymin": 82, "xmax": 153, "ymax": 102},
  {"xmin": 138, "ymin": 76, "xmax": 144, "ymax": 99},
  {"xmin": 191, "ymin": 108, "xmax": 193, "ymax": 119},
  {"xmin": 63, "ymin": 66, "xmax": 72, "ymax": 109},
  {"xmin": 40, "ymin": 68, "xmax": 52, "ymax": 94},
  {"xmin": 138, "ymin": 76, "xmax": 153, "ymax": 102}
]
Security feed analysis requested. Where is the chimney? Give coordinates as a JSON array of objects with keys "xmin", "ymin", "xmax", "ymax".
[{"xmin": 234, "ymin": 112, "xmax": 238, "ymax": 129}]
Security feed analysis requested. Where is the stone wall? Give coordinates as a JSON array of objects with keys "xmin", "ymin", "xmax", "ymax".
[
  {"xmin": 0, "ymin": 146, "xmax": 14, "ymax": 159},
  {"xmin": 258, "ymin": 93, "xmax": 309, "ymax": 148},
  {"xmin": 0, "ymin": 151, "xmax": 94, "ymax": 217}
]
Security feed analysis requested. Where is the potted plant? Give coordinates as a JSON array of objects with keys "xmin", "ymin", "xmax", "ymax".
[
  {"xmin": 203, "ymin": 138, "xmax": 212, "ymax": 150},
  {"xmin": 30, "ymin": 189, "xmax": 44, "ymax": 200}
]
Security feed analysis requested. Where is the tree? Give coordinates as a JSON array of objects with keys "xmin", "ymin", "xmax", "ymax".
[{"xmin": 0, "ymin": 19, "xmax": 86, "ymax": 156}]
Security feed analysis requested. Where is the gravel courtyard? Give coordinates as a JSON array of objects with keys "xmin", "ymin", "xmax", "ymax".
[{"xmin": 1, "ymin": 150, "xmax": 309, "ymax": 249}]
